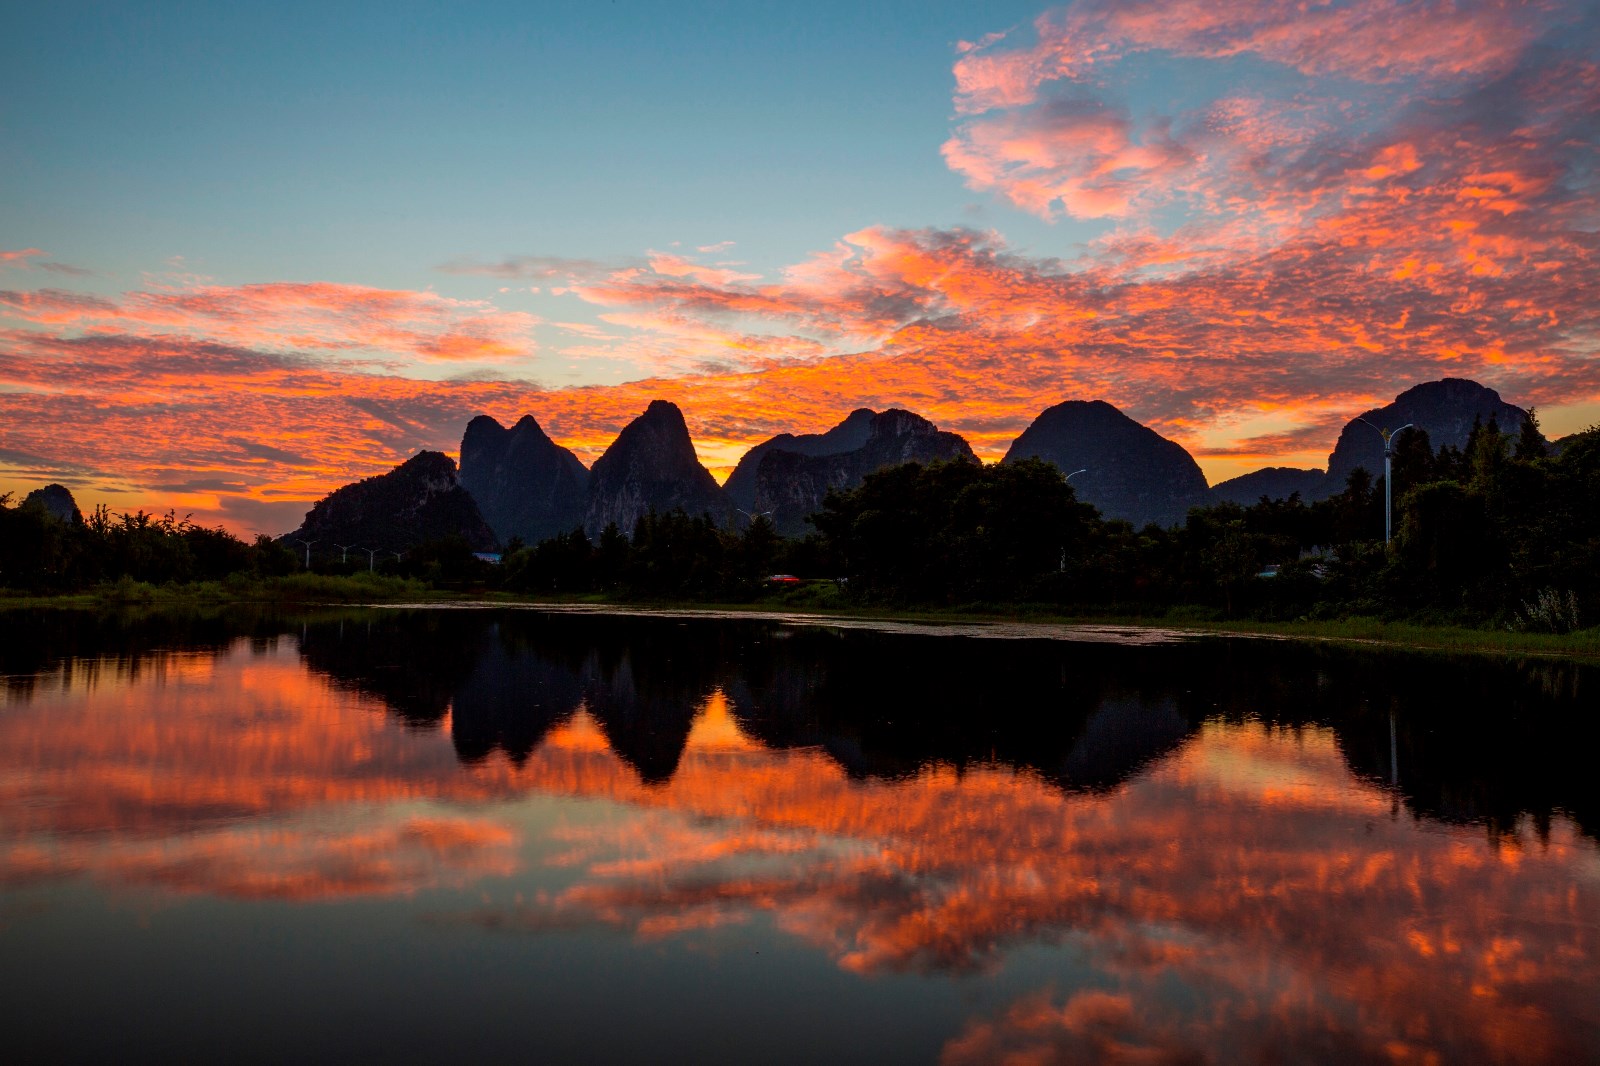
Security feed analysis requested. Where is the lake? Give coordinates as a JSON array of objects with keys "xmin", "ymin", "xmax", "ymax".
[{"xmin": 1, "ymin": 606, "xmax": 1596, "ymax": 1063}]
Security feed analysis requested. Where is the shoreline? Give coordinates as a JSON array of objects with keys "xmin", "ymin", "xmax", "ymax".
[{"xmin": 5, "ymin": 585, "xmax": 1598, "ymax": 663}]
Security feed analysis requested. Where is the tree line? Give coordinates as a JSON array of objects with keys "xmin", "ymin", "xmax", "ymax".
[
  {"xmin": 498, "ymin": 412, "xmax": 1598, "ymax": 630},
  {"xmin": 4, "ymin": 413, "xmax": 1596, "ymax": 631}
]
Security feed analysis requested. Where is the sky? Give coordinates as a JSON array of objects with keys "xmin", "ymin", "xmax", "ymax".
[{"xmin": 3, "ymin": 0, "xmax": 1598, "ymax": 536}]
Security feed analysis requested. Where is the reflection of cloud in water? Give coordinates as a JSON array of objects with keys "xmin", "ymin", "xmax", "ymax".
[
  {"xmin": 456, "ymin": 715, "xmax": 1599, "ymax": 1062},
  {"xmin": 1, "ymin": 625, "xmax": 1596, "ymax": 1062},
  {"xmin": 4, "ymin": 818, "xmax": 517, "ymax": 900}
]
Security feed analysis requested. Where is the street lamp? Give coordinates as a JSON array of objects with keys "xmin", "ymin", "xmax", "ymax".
[
  {"xmin": 292, "ymin": 538, "xmax": 317, "ymax": 569},
  {"xmin": 1061, "ymin": 470, "xmax": 1086, "ymax": 570},
  {"xmin": 1356, "ymin": 418, "xmax": 1414, "ymax": 546},
  {"xmin": 736, "ymin": 507, "xmax": 774, "ymax": 526},
  {"xmin": 335, "ymin": 542, "xmax": 359, "ymax": 564},
  {"xmin": 361, "ymin": 547, "xmax": 381, "ymax": 572}
]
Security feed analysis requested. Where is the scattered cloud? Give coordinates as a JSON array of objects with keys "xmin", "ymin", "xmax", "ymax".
[
  {"xmin": 0, "ymin": 280, "xmax": 537, "ymax": 363},
  {"xmin": 435, "ymin": 254, "xmax": 623, "ymax": 282},
  {"xmin": 3, "ymin": 2, "xmax": 1598, "ymax": 529},
  {"xmin": 0, "ymin": 247, "xmax": 92, "ymax": 276}
]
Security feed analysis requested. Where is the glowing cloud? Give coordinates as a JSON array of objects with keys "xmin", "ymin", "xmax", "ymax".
[{"xmin": 2, "ymin": 1, "xmax": 1598, "ymax": 531}]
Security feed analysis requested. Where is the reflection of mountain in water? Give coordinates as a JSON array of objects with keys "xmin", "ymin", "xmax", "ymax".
[
  {"xmin": 3, "ymin": 608, "xmax": 1593, "ymax": 840},
  {"xmin": 448, "ymin": 635, "xmax": 586, "ymax": 765},
  {"xmin": 722, "ymin": 629, "xmax": 1197, "ymax": 790}
]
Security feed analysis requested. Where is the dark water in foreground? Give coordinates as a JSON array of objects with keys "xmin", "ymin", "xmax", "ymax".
[{"xmin": 1, "ymin": 607, "xmax": 1596, "ymax": 1064}]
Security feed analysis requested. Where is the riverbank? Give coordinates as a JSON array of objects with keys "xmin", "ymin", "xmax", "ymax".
[
  {"xmin": 7, "ymin": 579, "xmax": 1598, "ymax": 662},
  {"xmin": 477, "ymin": 595, "xmax": 1600, "ymax": 662}
]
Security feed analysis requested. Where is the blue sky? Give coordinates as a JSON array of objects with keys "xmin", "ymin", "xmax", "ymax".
[
  {"xmin": 4, "ymin": 2, "xmax": 1074, "ymax": 288},
  {"xmin": 3, "ymin": 0, "xmax": 1597, "ymax": 532}
]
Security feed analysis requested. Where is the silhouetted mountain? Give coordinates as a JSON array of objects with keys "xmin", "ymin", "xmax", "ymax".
[
  {"xmin": 1211, "ymin": 466, "xmax": 1326, "ymax": 506},
  {"xmin": 459, "ymin": 414, "xmax": 589, "ymax": 545},
  {"xmin": 285, "ymin": 451, "xmax": 497, "ymax": 552},
  {"xmin": 723, "ymin": 408, "xmax": 877, "ymax": 510},
  {"xmin": 1322, "ymin": 378, "xmax": 1536, "ymax": 494},
  {"xmin": 20, "ymin": 483, "xmax": 82, "ymax": 524},
  {"xmin": 1002, "ymin": 400, "xmax": 1209, "ymax": 528},
  {"xmin": 753, "ymin": 409, "xmax": 977, "ymax": 535},
  {"xmin": 584, "ymin": 400, "xmax": 727, "ymax": 537}
]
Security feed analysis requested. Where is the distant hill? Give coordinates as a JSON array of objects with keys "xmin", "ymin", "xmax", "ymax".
[
  {"xmin": 1322, "ymin": 379, "xmax": 1536, "ymax": 494},
  {"xmin": 20, "ymin": 483, "xmax": 83, "ymax": 525},
  {"xmin": 458, "ymin": 414, "xmax": 589, "ymax": 545},
  {"xmin": 753, "ymin": 409, "xmax": 977, "ymax": 536},
  {"xmin": 583, "ymin": 400, "xmax": 727, "ymax": 537},
  {"xmin": 285, "ymin": 451, "xmax": 497, "ymax": 554},
  {"xmin": 1210, "ymin": 467, "xmax": 1326, "ymax": 506},
  {"xmin": 1002, "ymin": 400, "xmax": 1210, "ymax": 528},
  {"xmin": 723, "ymin": 408, "xmax": 876, "ymax": 510}
]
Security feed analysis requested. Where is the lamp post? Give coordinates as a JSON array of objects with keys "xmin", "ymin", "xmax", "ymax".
[
  {"xmin": 736, "ymin": 507, "xmax": 774, "ymax": 527},
  {"xmin": 362, "ymin": 547, "xmax": 381, "ymax": 572},
  {"xmin": 292, "ymin": 538, "xmax": 317, "ymax": 569},
  {"xmin": 335, "ymin": 542, "xmax": 359, "ymax": 564},
  {"xmin": 1355, "ymin": 419, "xmax": 1414, "ymax": 545}
]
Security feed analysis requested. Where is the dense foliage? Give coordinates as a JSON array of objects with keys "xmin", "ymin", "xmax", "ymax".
[{"xmin": 0, "ymin": 501, "xmax": 297, "ymax": 590}]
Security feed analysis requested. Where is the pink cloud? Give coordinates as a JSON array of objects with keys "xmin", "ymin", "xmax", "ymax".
[
  {"xmin": 954, "ymin": 0, "xmax": 1557, "ymax": 119},
  {"xmin": 0, "ymin": 248, "xmax": 92, "ymax": 276},
  {"xmin": 3, "ymin": 3, "xmax": 1597, "ymax": 530},
  {"xmin": 0, "ymin": 280, "xmax": 536, "ymax": 361},
  {"xmin": 945, "ymin": 1, "xmax": 1573, "ymax": 223},
  {"xmin": 942, "ymin": 97, "xmax": 1195, "ymax": 219}
]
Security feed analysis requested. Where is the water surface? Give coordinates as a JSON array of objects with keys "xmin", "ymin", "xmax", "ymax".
[{"xmin": 2, "ymin": 608, "xmax": 1596, "ymax": 1063}]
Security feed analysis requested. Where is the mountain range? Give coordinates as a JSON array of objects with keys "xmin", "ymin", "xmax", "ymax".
[
  {"xmin": 280, "ymin": 377, "xmax": 1545, "ymax": 549},
  {"xmin": 751, "ymin": 409, "xmax": 977, "ymax": 535}
]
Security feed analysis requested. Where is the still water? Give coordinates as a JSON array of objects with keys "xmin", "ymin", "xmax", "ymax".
[{"xmin": 1, "ymin": 607, "xmax": 1596, "ymax": 1063}]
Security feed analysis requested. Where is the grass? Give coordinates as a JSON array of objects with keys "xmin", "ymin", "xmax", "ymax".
[
  {"xmin": 471, "ymin": 589, "xmax": 1600, "ymax": 662},
  {"xmin": 0, "ymin": 571, "xmax": 435, "ymax": 609},
  {"xmin": 6, "ymin": 578, "xmax": 1599, "ymax": 662}
]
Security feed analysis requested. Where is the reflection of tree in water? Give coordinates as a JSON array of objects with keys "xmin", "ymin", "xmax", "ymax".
[
  {"xmin": 291, "ymin": 612, "xmax": 1600, "ymax": 836},
  {"xmin": 10, "ymin": 607, "xmax": 1594, "ymax": 838},
  {"xmin": 297, "ymin": 611, "xmax": 483, "ymax": 728},
  {"xmin": 724, "ymin": 630, "xmax": 1197, "ymax": 791},
  {"xmin": 0, "ymin": 607, "xmax": 287, "ymax": 702}
]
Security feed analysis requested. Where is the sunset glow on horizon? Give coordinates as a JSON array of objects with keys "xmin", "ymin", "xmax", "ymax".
[{"xmin": 4, "ymin": 0, "xmax": 1598, "ymax": 535}]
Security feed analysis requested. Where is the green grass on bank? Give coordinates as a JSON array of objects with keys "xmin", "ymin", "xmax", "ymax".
[
  {"xmin": 5, "ymin": 578, "xmax": 1599, "ymax": 662},
  {"xmin": 474, "ymin": 589, "xmax": 1600, "ymax": 662},
  {"xmin": 0, "ymin": 572, "xmax": 434, "ymax": 608}
]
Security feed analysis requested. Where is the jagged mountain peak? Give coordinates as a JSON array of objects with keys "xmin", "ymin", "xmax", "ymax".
[
  {"xmin": 458, "ymin": 412, "xmax": 589, "ymax": 545},
  {"xmin": 583, "ymin": 401, "xmax": 726, "ymax": 536},
  {"xmin": 752, "ymin": 407, "xmax": 976, "ymax": 535},
  {"xmin": 724, "ymin": 408, "xmax": 881, "ymax": 510}
]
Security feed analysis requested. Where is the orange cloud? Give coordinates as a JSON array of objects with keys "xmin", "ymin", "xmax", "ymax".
[
  {"xmin": 0, "ymin": 280, "xmax": 536, "ymax": 362},
  {"xmin": 3, "ymin": 2, "xmax": 1598, "ymax": 532},
  {"xmin": 2, "ymin": 633, "xmax": 1595, "ymax": 1063}
]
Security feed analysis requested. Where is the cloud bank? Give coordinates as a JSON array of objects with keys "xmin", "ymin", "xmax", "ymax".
[{"xmin": 2, "ymin": 1, "xmax": 1597, "ymax": 532}]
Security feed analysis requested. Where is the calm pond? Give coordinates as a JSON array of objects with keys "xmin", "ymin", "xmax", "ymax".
[{"xmin": 1, "ymin": 607, "xmax": 1596, "ymax": 1063}]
